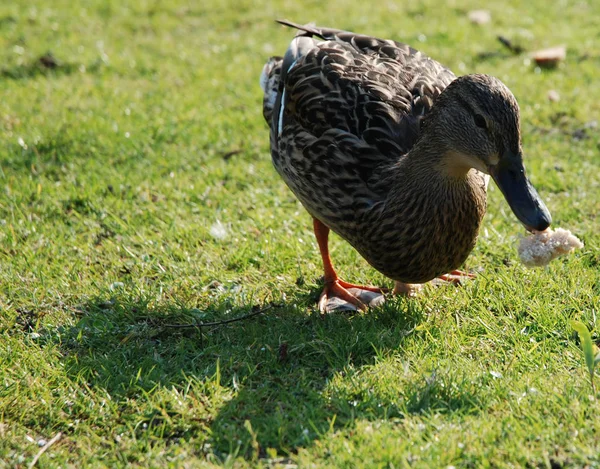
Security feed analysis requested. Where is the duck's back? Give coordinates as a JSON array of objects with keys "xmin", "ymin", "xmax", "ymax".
[
  {"xmin": 263, "ymin": 22, "xmax": 455, "ymax": 150},
  {"xmin": 261, "ymin": 22, "xmax": 459, "ymax": 257}
]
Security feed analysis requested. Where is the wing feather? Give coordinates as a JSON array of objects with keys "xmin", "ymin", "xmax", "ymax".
[{"xmin": 271, "ymin": 22, "xmax": 456, "ymax": 215}]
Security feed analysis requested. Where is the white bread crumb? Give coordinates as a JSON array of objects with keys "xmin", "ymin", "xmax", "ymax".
[{"xmin": 518, "ymin": 228, "xmax": 583, "ymax": 267}]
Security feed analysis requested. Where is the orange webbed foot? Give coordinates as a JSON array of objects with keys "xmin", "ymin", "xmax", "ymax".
[
  {"xmin": 319, "ymin": 279, "xmax": 387, "ymax": 313},
  {"xmin": 435, "ymin": 269, "xmax": 477, "ymax": 285}
]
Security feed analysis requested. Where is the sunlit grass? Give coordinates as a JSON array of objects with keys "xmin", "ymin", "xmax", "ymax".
[{"xmin": 1, "ymin": 0, "xmax": 599, "ymax": 466}]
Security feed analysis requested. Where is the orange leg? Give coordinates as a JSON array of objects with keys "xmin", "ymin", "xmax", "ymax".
[
  {"xmin": 313, "ymin": 218, "xmax": 385, "ymax": 312},
  {"xmin": 437, "ymin": 269, "xmax": 476, "ymax": 284},
  {"xmin": 395, "ymin": 270, "xmax": 475, "ymax": 294}
]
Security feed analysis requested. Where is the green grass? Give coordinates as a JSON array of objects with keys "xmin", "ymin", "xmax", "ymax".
[{"xmin": 1, "ymin": 0, "xmax": 599, "ymax": 467}]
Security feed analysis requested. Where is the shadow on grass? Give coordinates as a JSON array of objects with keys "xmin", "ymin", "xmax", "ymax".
[{"xmin": 57, "ymin": 290, "xmax": 485, "ymax": 460}]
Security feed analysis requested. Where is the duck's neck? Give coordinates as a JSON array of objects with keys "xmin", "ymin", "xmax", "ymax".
[
  {"xmin": 400, "ymin": 136, "xmax": 474, "ymax": 186},
  {"xmin": 383, "ymin": 135, "xmax": 488, "ymax": 219}
]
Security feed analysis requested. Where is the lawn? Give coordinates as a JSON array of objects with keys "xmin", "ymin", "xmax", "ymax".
[{"xmin": 1, "ymin": 0, "xmax": 599, "ymax": 467}]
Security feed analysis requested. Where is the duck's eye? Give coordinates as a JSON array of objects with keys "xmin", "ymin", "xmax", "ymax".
[{"xmin": 474, "ymin": 114, "xmax": 487, "ymax": 129}]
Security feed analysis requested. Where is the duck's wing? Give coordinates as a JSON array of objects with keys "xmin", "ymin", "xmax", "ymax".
[
  {"xmin": 270, "ymin": 22, "xmax": 455, "ymax": 188},
  {"xmin": 265, "ymin": 22, "xmax": 457, "ymax": 229},
  {"xmin": 276, "ymin": 21, "xmax": 455, "ymax": 145}
]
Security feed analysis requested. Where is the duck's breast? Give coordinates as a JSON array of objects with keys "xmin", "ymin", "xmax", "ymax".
[{"xmin": 345, "ymin": 170, "xmax": 488, "ymax": 283}]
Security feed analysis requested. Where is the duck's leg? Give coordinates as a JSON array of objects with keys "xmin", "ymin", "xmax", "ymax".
[
  {"xmin": 394, "ymin": 270, "xmax": 475, "ymax": 296},
  {"xmin": 393, "ymin": 281, "xmax": 423, "ymax": 297},
  {"xmin": 313, "ymin": 218, "xmax": 386, "ymax": 313}
]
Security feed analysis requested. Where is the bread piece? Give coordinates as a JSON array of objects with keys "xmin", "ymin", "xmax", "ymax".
[{"xmin": 518, "ymin": 228, "xmax": 583, "ymax": 267}]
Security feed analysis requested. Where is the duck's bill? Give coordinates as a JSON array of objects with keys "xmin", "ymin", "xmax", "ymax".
[{"xmin": 489, "ymin": 152, "xmax": 552, "ymax": 232}]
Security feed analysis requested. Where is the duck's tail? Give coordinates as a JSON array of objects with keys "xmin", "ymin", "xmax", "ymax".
[{"xmin": 275, "ymin": 19, "xmax": 343, "ymax": 40}]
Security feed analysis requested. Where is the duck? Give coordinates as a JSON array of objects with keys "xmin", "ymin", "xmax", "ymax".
[{"xmin": 260, "ymin": 20, "xmax": 552, "ymax": 312}]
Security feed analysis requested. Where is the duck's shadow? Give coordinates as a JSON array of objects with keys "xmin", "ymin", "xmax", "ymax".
[{"xmin": 58, "ymin": 290, "xmax": 483, "ymax": 460}]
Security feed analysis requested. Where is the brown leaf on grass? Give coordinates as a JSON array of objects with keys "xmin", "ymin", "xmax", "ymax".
[
  {"xmin": 38, "ymin": 53, "xmax": 60, "ymax": 69},
  {"xmin": 533, "ymin": 46, "xmax": 566, "ymax": 66},
  {"xmin": 220, "ymin": 149, "xmax": 242, "ymax": 160}
]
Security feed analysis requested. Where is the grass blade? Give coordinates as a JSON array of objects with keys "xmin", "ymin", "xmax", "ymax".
[{"xmin": 571, "ymin": 320, "xmax": 597, "ymax": 393}]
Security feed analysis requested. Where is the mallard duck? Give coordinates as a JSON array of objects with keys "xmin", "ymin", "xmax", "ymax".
[{"xmin": 261, "ymin": 20, "xmax": 551, "ymax": 312}]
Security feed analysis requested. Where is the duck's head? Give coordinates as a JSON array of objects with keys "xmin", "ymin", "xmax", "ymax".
[{"xmin": 424, "ymin": 73, "xmax": 551, "ymax": 232}]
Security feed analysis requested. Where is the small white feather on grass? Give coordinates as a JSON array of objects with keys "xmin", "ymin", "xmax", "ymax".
[
  {"xmin": 518, "ymin": 228, "xmax": 583, "ymax": 267},
  {"xmin": 210, "ymin": 220, "xmax": 228, "ymax": 240}
]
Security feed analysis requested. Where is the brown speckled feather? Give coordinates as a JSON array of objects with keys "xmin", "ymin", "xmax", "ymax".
[
  {"xmin": 272, "ymin": 22, "xmax": 454, "ymax": 180},
  {"xmin": 262, "ymin": 22, "xmax": 489, "ymax": 283}
]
